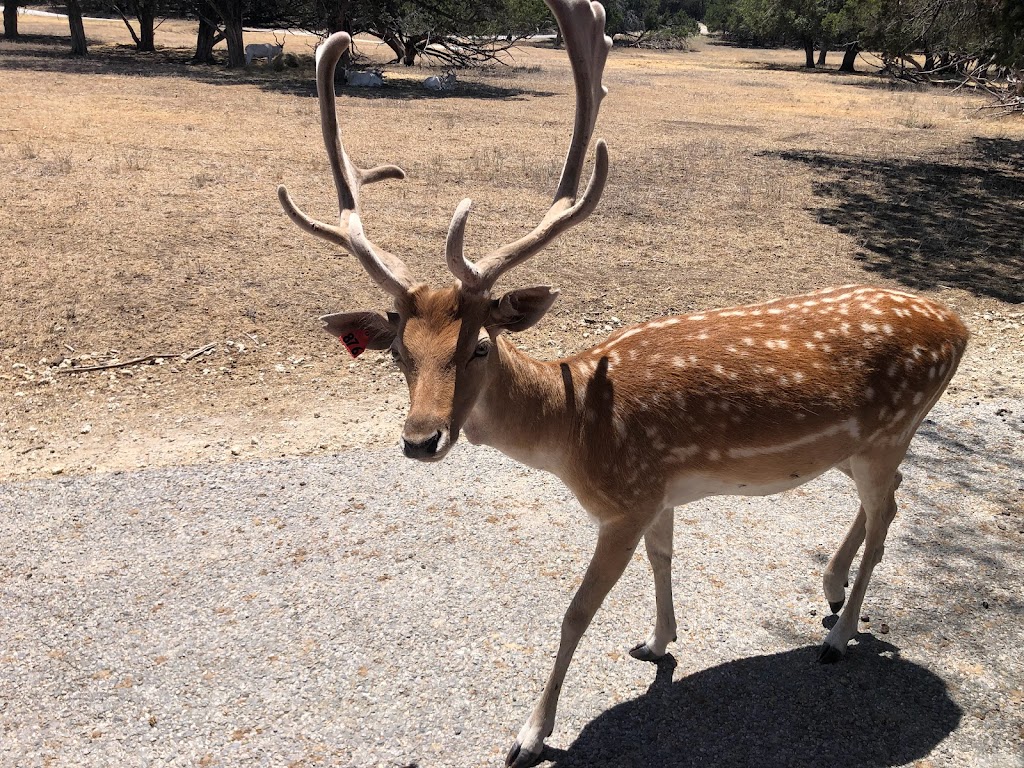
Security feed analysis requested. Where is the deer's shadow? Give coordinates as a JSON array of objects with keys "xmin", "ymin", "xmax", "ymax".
[{"xmin": 545, "ymin": 638, "xmax": 960, "ymax": 767}]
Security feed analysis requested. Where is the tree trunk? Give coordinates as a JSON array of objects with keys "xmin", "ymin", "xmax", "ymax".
[
  {"xmin": 325, "ymin": 0, "xmax": 350, "ymax": 35},
  {"xmin": 193, "ymin": 4, "xmax": 224, "ymax": 63},
  {"xmin": 381, "ymin": 30, "xmax": 404, "ymax": 63},
  {"xmin": 3, "ymin": 0, "xmax": 18, "ymax": 39},
  {"xmin": 924, "ymin": 48, "xmax": 935, "ymax": 71},
  {"xmin": 817, "ymin": 47, "xmax": 827, "ymax": 66},
  {"xmin": 67, "ymin": 0, "xmax": 88, "ymax": 56},
  {"xmin": 402, "ymin": 33, "xmax": 427, "ymax": 66},
  {"xmin": 194, "ymin": 15, "xmax": 216, "ymax": 62},
  {"xmin": 138, "ymin": 5, "xmax": 155, "ymax": 52},
  {"xmin": 839, "ymin": 42, "xmax": 860, "ymax": 73},
  {"xmin": 207, "ymin": 0, "xmax": 244, "ymax": 67},
  {"xmin": 223, "ymin": 18, "xmax": 243, "ymax": 67},
  {"xmin": 803, "ymin": 38, "xmax": 815, "ymax": 68}
]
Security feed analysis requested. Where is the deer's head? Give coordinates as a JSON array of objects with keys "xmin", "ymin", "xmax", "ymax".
[{"xmin": 279, "ymin": 1, "xmax": 611, "ymax": 462}]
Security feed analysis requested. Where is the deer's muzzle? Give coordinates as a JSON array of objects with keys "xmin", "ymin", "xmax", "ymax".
[{"xmin": 401, "ymin": 429, "xmax": 451, "ymax": 461}]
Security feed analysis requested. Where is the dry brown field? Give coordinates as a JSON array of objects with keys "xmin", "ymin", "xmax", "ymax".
[{"xmin": 1, "ymin": 11, "xmax": 1023, "ymax": 479}]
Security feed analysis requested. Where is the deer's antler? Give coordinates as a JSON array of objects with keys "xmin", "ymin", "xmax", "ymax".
[
  {"xmin": 446, "ymin": 0, "xmax": 611, "ymax": 293},
  {"xmin": 277, "ymin": 32, "xmax": 415, "ymax": 299}
]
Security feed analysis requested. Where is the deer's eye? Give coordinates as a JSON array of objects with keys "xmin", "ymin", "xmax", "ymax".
[{"xmin": 473, "ymin": 339, "xmax": 492, "ymax": 359}]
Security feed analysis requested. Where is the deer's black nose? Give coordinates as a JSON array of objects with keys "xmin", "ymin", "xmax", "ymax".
[{"xmin": 402, "ymin": 431, "xmax": 442, "ymax": 459}]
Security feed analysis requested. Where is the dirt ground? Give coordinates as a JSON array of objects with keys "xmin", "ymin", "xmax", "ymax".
[{"xmin": 1, "ymin": 13, "xmax": 1023, "ymax": 480}]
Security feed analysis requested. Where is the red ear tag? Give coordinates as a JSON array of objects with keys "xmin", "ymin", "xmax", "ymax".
[{"xmin": 340, "ymin": 329, "xmax": 369, "ymax": 358}]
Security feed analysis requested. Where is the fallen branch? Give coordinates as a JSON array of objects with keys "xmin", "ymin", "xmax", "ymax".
[
  {"xmin": 59, "ymin": 353, "xmax": 180, "ymax": 373},
  {"xmin": 59, "ymin": 342, "xmax": 217, "ymax": 373},
  {"xmin": 183, "ymin": 342, "xmax": 216, "ymax": 361},
  {"xmin": 976, "ymin": 98, "xmax": 1024, "ymax": 115}
]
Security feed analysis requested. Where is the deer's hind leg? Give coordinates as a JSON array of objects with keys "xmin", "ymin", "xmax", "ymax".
[
  {"xmin": 819, "ymin": 451, "xmax": 905, "ymax": 663},
  {"xmin": 823, "ymin": 460, "xmax": 861, "ymax": 613},
  {"xmin": 629, "ymin": 506, "xmax": 677, "ymax": 662},
  {"xmin": 823, "ymin": 461, "xmax": 903, "ymax": 615}
]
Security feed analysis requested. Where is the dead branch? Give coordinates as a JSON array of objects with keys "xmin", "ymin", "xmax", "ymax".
[
  {"xmin": 182, "ymin": 342, "xmax": 216, "ymax": 361},
  {"xmin": 59, "ymin": 353, "xmax": 180, "ymax": 373},
  {"xmin": 59, "ymin": 342, "xmax": 218, "ymax": 373},
  {"xmin": 878, "ymin": 51, "xmax": 1022, "ymax": 113},
  {"xmin": 976, "ymin": 91, "xmax": 1024, "ymax": 115}
]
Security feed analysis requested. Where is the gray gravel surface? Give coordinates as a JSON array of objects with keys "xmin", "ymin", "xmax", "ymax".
[{"xmin": 1, "ymin": 399, "xmax": 1022, "ymax": 768}]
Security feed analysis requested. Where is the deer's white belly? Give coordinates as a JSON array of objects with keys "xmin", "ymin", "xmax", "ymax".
[{"xmin": 663, "ymin": 466, "xmax": 834, "ymax": 508}]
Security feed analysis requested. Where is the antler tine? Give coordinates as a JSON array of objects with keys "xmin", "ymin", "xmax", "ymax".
[
  {"xmin": 447, "ymin": 0, "xmax": 612, "ymax": 293},
  {"xmin": 277, "ymin": 32, "xmax": 415, "ymax": 299},
  {"xmin": 548, "ymin": 0, "xmax": 611, "ymax": 203}
]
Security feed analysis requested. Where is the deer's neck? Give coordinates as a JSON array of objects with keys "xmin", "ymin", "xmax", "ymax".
[{"xmin": 463, "ymin": 337, "xmax": 577, "ymax": 475}]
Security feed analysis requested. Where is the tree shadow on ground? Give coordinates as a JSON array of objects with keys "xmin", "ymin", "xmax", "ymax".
[
  {"xmin": 769, "ymin": 138, "xmax": 1024, "ymax": 303},
  {"xmin": 745, "ymin": 57, "xmax": 886, "ymax": 81},
  {"xmin": 902, "ymin": 410, "xmax": 1024, "ymax": 603},
  {"xmin": 839, "ymin": 78, "xmax": 933, "ymax": 92},
  {"xmin": 913, "ymin": 411, "xmax": 1024, "ymax": 515},
  {"xmin": 0, "ymin": 37, "xmax": 555, "ymax": 101},
  {"xmin": 544, "ymin": 640, "xmax": 960, "ymax": 768}
]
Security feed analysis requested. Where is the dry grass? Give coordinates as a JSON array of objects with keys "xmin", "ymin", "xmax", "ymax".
[{"xmin": 1, "ymin": 14, "xmax": 1022, "ymax": 478}]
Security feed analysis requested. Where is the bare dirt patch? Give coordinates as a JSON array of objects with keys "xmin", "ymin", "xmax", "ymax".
[{"xmin": 2, "ymin": 19, "xmax": 1023, "ymax": 479}]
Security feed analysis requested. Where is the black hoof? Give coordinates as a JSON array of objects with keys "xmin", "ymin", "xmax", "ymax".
[
  {"xmin": 829, "ymin": 599, "xmax": 845, "ymax": 614},
  {"xmin": 506, "ymin": 740, "xmax": 542, "ymax": 768},
  {"xmin": 505, "ymin": 741, "xmax": 522, "ymax": 767},
  {"xmin": 817, "ymin": 643, "xmax": 844, "ymax": 664},
  {"xmin": 629, "ymin": 642, "xmax": 667, "ymax": 662}
]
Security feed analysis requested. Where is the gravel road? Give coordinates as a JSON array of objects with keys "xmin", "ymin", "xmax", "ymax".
[{"xmin": 1, "ymin": 398, "xmax": 1021, "ymax": 768}]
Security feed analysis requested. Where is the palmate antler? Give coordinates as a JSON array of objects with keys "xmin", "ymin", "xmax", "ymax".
[
  {"xmin": 276, "ymin": 33, "xmax": 414, "ymax": 298},
  {"xmin": 447, "ymin": 0, "xmax": 611, "ymax": 293},
  {"xmin": 279, "ymin": 0, "xmax": 612, "ymax": 297}
]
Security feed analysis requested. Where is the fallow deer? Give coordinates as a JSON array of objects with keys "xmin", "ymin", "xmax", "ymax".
[
  {"xmin": 278, "ymin": 2, "xmax": 969, "ymax": 765},
  {"xmin": 423, "ymin": 70, "xmax": 457, "ymax": 91},
  {"xmin": 345, "ymin": 68, "xmax": 384, "ymax": 88},
  {"xmin": 245, "ymin": 39, "xmax": 284, "ymax": 67}
]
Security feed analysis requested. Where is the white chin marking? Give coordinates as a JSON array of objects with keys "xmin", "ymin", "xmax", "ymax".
[
  {"xmin": 413, "ymin": 430, "xmax": 454, "ymax": 463},
  {"xmin": 435, "ymin": 430, "xmax": 451, "ymax": 455}
]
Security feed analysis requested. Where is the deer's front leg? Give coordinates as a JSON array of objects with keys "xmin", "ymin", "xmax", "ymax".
[{"xmin": 506, "ymin": 518, "xmax": 643, "ymax": 768}]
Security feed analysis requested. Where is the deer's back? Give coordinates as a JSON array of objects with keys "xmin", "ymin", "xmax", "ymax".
[{"xmin": 560, "ymin": 285, "xmax": 968, "ymax": 510}]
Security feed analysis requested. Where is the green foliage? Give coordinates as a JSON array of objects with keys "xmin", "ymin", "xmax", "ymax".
[
  {"xmin": 707, "ymin": 0, "xmax": 1023, "ymax": 70},
  {"xmin": 996, "ymin": 0, "xmax": 1024, "ymax": 67},
  {"xmin": 705, "ymin": 0, "xmax": 877, "ymax": 46},
  {"xmin": 871, "ymin": 0, "xmax": 1024, "ymax": 69},
  {"xmin": 605, "ymin": 0, "xmax": 700, "ymax": 37},
  {"xmin": 503, "ymin": 0, "xmax": 555, "ymax": 34}
]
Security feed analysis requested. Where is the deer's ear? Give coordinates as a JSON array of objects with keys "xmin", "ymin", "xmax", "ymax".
[
  {"xmin": 487, "ymin": 286, "xmax": 559, "ymax": 334},
  {"xmin": 321, "ymin": 311, "xmax": 397, "ymax": 358}
]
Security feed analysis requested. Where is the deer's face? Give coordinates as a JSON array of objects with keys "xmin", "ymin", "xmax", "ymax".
[
  {"xmin": 323, "ymin": 284, "xmax": 558, "ymax": 462},
  {"xmin": 392, "ymin": 286, "xmax": 491, "ymax": 461}
]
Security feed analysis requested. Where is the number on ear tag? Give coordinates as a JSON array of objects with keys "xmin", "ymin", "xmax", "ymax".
[{"xmin": 340, "ymin": 329, "xmax": 369, "ymax": 358}]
